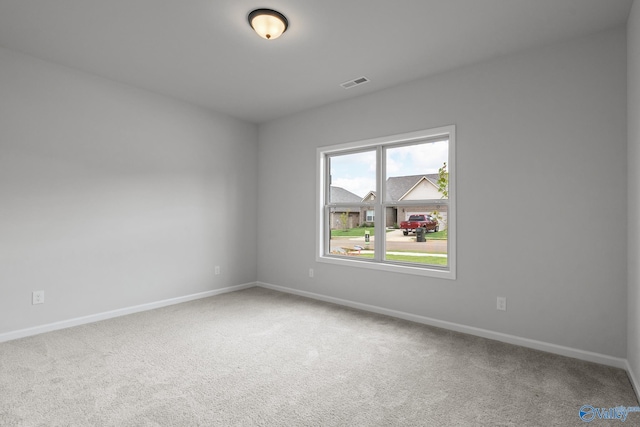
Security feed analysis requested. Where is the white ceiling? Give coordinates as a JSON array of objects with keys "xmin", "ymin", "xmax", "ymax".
[{"xmin": 0, "ymin": 0, "xmax": 633, "ymax": 124}]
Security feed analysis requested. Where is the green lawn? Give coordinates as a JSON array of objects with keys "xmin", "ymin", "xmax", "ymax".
[
  {"xmin": 331, "ymin": 228, "xmax": 389, "ymax": 237},
  {"xmin": 425, "ymin": 229, "xmax": 447, "ymax": 240},
  {"xmin": 387, "ymin": 249, "xmax": 447, "ymax": 255}
]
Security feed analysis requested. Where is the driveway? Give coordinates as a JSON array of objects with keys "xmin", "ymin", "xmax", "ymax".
[{"xmin": 332, "ymin": 229, "xmax": 448, "ymax": 254}]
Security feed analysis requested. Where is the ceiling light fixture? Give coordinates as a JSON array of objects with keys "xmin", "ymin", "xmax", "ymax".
[{"xmin": 248, "ymin": 9, "xmax": 288, "ymax": 40}]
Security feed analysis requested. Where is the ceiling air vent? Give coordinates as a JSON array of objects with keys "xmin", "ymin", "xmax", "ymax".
[{"xmin": 340, "ymin": 76, "xmax": 370, "ymax": 89}]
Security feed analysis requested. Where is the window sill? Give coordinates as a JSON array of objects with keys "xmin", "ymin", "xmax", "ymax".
[{"xmin": 316, "ymin": 254, "xmax": 456, "ymax": 280}]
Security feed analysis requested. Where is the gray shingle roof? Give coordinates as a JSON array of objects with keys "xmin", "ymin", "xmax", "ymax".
[
  {"xmin": 385, "ymin": 174, "xmax": 440, "ymax": 201},
  {"xmin": 330, "ymin": 186, "xmax": 362, "ymax": 203},
  {"xmin": 332, "ymin": 174, "xmax": 440, "ymax": 203}
]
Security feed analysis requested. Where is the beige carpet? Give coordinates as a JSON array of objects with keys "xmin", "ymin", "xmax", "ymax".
[{"xmin": 0, "ymin": 287, "xmax": 637, "ymax": 426}]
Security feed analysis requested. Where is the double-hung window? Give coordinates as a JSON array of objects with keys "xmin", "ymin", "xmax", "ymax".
[{"xmin": 316, "ymin": 126, "xmax": 455, "ymax": 279}]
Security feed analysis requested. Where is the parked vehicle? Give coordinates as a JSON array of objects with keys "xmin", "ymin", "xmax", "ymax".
[{"xmin": 400, "ymin": 214, "xmax": 439, "ymax": 235}]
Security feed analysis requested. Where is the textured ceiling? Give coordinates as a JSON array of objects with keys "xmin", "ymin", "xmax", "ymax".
[{"xmin": 0, "ymin": 0, "xmax": 633, "ymax": 123}]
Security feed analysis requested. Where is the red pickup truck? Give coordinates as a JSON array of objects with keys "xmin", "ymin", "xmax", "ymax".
[{"xmin": 400, "ymin": 214, "xmax": 439, "ymax": 235}]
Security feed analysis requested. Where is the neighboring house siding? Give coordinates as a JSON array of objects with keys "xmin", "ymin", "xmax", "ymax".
[
  {"xmin": 402, "ymin": 178, "xmax": 441, "ymax": 200},
  {"xmin": 386, "ymin": 207, "xmax": 397, "ymax": 227},
  {"xmin": 360, "ymin": 192, "xmax": 376, "ymax": 225},
  {"xmin": 330, "ymin": 186, "xmax": 362, "ymax": 229},
  {"xmin": 331, "ymin": 211, "xmax": 359, "ymax": 229}
]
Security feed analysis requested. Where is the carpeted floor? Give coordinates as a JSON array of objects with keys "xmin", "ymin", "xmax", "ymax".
[{"xmin": 0, "ymin": 287, "xmax": 637, "ymax": 426}]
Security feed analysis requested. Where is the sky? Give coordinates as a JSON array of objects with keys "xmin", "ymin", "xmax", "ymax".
[{"xmin": 330, "ymin": 140, "xmax": 448, "ymax": 198}]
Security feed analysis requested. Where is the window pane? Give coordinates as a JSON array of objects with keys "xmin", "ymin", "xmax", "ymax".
[
  {"xmin": 365, "ymin": 210, "xmax": 375, "ymax": 223},
  {"xmin": 385, "ymin": 140, "xmax": 449, "ymax": 202},
  {"xmin": 329, "ymin": 150, "xmax": 376, "ymax": 204},
  {"xmin": 387, "ymin": 204, "xmax": 448, "ymax": 267},
  {"xmin": 328, "ymin": 206, "xmax": 374, "ymax": 257}
]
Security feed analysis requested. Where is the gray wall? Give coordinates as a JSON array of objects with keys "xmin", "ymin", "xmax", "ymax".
[
  {"xmin": 629, "ymin": 0, "xmax": 640, "ymax": 392},
  {"xmin": 0, "ymin": 47, "xmax": 258, "ymax": 334},
  {"xmin": 257, "ymin": 28, "xmax": 628, "ymax": 358}
]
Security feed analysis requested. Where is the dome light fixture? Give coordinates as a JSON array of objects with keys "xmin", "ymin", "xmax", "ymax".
[{"xmin": 248, "ymin": 8, "xmax": 288, "ymax": 40}]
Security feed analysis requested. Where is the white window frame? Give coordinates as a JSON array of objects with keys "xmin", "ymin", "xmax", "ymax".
[{"xmin": 316, "ymin": 125, "xmax": 456, "ymax": 279}]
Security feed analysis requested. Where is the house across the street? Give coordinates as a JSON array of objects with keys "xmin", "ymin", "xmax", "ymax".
[{"xmin": 330, "ymin": 174, "xmax": 448, "ymax": 229}]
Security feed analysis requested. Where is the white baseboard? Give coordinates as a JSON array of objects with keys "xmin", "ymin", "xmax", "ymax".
[
  {"xmin": 257, "ymin": 281, "xmax": 628, "ymax": 370},
  {"xmin": 626, "ymin": 360, "xmax": 640, "ymax": 402},
  {"xmin": 0, "ymin": 282, "xmax": 256, "ymax": 343}
]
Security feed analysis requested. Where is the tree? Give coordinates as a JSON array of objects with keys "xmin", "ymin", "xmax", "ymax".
[
  {"xmin": 431, "ymin": 162, "xmax": 448, "ymax": 230},
  {"xmin": 436, "ymin": 162, "xmax": 448, "ymax": 198},
  {"xmin": 339, "ymin": 210, "xmax": 350, "ymax": 231}
]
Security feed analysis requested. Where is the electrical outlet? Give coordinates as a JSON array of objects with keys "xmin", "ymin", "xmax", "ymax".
[
  {"xmin": 309, "ymin": 268, "xmax": 314, "ymax": 278},
  {"xmin": 215, "ymin": 266, "xmax": 221, "ymax": 275},
  {"xmin": 32, "ymin": 290, "xmax": 45, "ymax": 305},
  {"xmin": 497, "ymin": 296, "xmax": 507, "ymax": 311}
]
